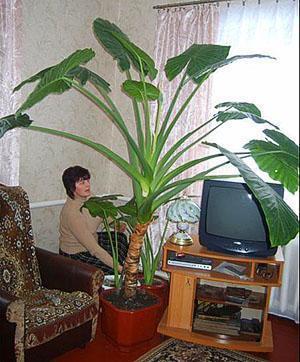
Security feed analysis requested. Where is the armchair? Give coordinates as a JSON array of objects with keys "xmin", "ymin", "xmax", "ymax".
[{"xmin": 0, "ymin": 184, "xmax": 104, "ymax": 362}]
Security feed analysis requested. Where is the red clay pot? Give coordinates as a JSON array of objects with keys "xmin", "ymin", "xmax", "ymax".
[
  {"xmin": 138, "ymin": 275, "xmax": 169, "ymax": 315},
  {"xmin": 100, "ymin": 289, "xmax": 162, "ymax": 352}
]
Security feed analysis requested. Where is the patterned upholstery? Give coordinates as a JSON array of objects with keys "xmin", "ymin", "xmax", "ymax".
[
  {"xmin": 24, "ymin": 288, "xmax": 97, "ymax": 349},
  {"xmin": 0, "ymin": 184, "xmax": 102, "ymax": 361},
  {"xmin": 0, "ymin": 185, "xmax": 41, "ymax": 298}
]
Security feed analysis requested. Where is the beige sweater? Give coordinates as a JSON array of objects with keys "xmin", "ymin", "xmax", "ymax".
[{"xmin": 59, "ymin": 196, "xmax": 114, "ymax": 269}]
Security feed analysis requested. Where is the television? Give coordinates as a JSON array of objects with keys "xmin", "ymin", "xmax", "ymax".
[{"xmin": 199, "ymin": 179, "xmax": 284, "ymax": 258}]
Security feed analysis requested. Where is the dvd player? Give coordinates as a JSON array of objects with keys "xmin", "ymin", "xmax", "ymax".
[
  {"xmin": 167, "ymin": 260, "xmax": 212, "ymax": 270},
  {"xmin": 167, "ymin": 251, "xmax": 212, "ymax": 271}
]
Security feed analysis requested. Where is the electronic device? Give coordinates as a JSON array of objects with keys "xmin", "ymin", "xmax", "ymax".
[
  {"xmin": 167, "ymin": 251, "xmax": 212, "ymax": 270},
  {"xmin": 199, "ymin": 180, "xmax": 284, "ymax": 257}
]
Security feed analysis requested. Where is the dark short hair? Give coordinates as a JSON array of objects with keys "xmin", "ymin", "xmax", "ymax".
[{"xmin": 62, "ymin": 166, "xmax": 90, "ymax": 199}]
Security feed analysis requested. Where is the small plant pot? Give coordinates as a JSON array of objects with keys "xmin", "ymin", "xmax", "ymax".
[{"xmin": 100, "ymin": 289, "xmax": 162, "ymax": 352}]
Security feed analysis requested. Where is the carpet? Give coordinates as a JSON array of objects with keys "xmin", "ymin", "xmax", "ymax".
[{"xmin": 136, "ymin": 338, "xmax": 267, "ymax": 362}]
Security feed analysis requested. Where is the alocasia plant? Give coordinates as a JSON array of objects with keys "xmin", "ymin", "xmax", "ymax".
[{"xmin": 0, "ymin": 18, "xmax": 298, "ymax": 303}]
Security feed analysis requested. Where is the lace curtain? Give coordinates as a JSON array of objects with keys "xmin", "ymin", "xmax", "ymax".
[
  {"xmin": 212, "ymin": 0, "xmax": 299, "ymax": 322},
  {"xmin": 150, "ymin": 5, "xmax": 220, "ymax": 254},
  {"xmin": 0, "ymin": 0, "xmax": 21, "ymax": 185}
]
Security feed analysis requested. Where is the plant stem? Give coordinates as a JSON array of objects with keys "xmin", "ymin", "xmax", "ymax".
[
  {"xmin": 103, "ymin": 213, "xmax": 120, "ymax": 288},
  {"xmin": 158, "ymin": 71, "xmax": 187, "ymax": 137},
  {"xmin": 126, "ymin": 70, "xmax": 144, "ymax": 151}
]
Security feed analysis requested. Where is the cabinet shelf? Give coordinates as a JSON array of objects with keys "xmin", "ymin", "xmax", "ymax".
[
  {"xmin": 164, "ymin": 241, "xmax": 283, "ymax": 287},
  {"xmin": 196, "ymin": 285, "xmax": 265, "ymax": 309},
  {"xmin": 158, "ymin": 237, "xmax": 284, "ymax": 352},
  {"xmin": 164, "ymin": 264, "xmax": 281, "ymax": 287},
  {"xmin": 158, "ymin": 309, "xmax": 274, "ymax": 352}
]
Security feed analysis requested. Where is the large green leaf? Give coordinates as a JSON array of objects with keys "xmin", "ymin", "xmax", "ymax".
[
  {"xmin": 13, "ymin": 66, "xmax": 53, "ymax": 92},
  {"xmin": 67, "ymin": 66, "xmax": 111, "ymax": 92},
  {"xmin": 123, "ymin": 80, "xmax": 160, "ymax": 102},
  {"xmin": 215, "ymin": 102, "xmax": 278, "ymax": 128},
  {"xmin": 18, "ymin": 49, "xmax": 95, "ymax": 112},
  {"xmin": 165, "ymin": 44, "xmax": 230, "ymax": 82},
  {"xmin": 244, "ymin": 129, "xmax": 299, "ymax": 193},
  {"xmin": 186, "ymin": 54, "xmax": 275, "ymax": 85},
  {"xmin": 118, "ymin": 197, "xmax": 138, "ymax": 217},
  {"xmin": 216, "ymin": 102, "xmax": 262, "ymax": 116},
  {"xmin": 93, "ymin": 18, "xmax": 157, "ymax": 79},
  {"xmin": 13, "ymin": 53, "xmax": 99, "ymax": 93},
  {"xmin": 67, "ymin": 66, "xmax": 90, "ymax": 85},
  {"xmin": 207, "ymin": 142, "xmax": 299, "ymax": 246},
  {"xmin": 82, "ymin": 196, "xmax": 122, "ymax": 218},
  {"xmin": 112, "ymin": 33, "xmax": 157, "ymax": 80},
  {"xmin": 93, "ymin": 18, "xmax": 131, "ymax": 71},
  {"xmin": 0, "ymin": 113, "xmax": 32, "ymax": 138}
]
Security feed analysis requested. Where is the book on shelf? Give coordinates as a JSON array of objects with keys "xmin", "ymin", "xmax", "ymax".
[
  {"xmin": 225, "ymin": 286, "xmax": 252, "ymax": 304},
  {"xmin": 193, "ymin": 301, "xmax": 243, "ymax": 336},
  {"xmin": 248, "ymin": 293, "xmax": 263, "ymax": 305},
  {"xmin": 240, "ymin": 318, "xmax": 262, "ymax": 337},
  {"xmin": 213, "ymin": 261, "xmax": 248, "ymax": 279},
  {"xmin": 195, "ymin": 302, "xmax": 242, "ymax": 319},
  {"xmin": 193, "ymin": 318, "xmax": 241, "ymax": 336},
  {"xmin": 197, "ymin": 284, "xmax": 225, "ymax": 300},
  {"xmin": 194, "ymin": 318, "xmax": 241, "ymax": 330},
  {"xmin": 193, "ymin": 328, "xmax": 240, "ymax": 336},
  {"xmin": 195, "ymin": 314, "xmax": 237, "ymax": 322}
]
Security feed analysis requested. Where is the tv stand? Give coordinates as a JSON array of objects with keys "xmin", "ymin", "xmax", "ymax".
[{"xmin": 158, "ymin": 236, "xmax": 284, "ymax": 352}]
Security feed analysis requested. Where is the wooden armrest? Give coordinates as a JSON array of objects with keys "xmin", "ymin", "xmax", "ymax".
[{"xmin": 36, "ymin": 247, "xmax": 104, "ymax": 296}]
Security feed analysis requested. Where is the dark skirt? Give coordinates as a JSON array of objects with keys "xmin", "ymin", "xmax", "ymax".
[{"xmin": 59, "ymin": 232, "xmax": 128, "ymax": 275}]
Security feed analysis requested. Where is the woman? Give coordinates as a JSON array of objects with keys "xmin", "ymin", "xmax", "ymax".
[{"xmin": 59, "ymin": 165, "xmax": 128, "ymax": 275}]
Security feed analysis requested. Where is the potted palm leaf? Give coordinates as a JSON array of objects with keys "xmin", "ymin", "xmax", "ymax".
[{"xmin": 0, "ymin": 17, "xmax": 299, "ymax": 349}]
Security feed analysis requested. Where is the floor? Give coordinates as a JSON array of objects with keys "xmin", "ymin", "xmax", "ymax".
[{"xmin": 54, "ymin": 313, "xmax": 299, "ymax": 362}]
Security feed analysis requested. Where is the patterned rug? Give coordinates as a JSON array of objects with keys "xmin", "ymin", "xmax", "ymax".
[{"xmin": 136, "ymin": 338, "xmax": 267, "ymax": 362}]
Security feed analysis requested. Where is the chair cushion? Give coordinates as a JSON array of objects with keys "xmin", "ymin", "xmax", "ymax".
[
  {"xmin": 0, "ymin": 185, "xmax": 41, "ymax": 298},
  {"xmin": 24, "ymin": 287, "xmax": 98, "ymax": 349}
]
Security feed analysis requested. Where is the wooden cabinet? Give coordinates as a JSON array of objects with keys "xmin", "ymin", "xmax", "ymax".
[{"xmin": 157, "ymin": 236, "xmax": 284, "ymax": 352}]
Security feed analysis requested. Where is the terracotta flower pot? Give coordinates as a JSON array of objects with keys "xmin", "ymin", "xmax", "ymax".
[
  {"xmin": 100, "ymin": 289, "xmax": 162, "ymax": 352},
  {"xmin": 138, "ymin": 275, "xmax": 169, "ymax": 315}
]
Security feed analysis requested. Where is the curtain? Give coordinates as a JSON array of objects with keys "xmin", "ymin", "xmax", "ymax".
[
  {"xmin": 150, "ymin": 5, "xmax": 220, "ymax": 254},
  {"xmin": 0, "ymin": 0, "xmax": 21, "ymax": 186},
  {"xmin": 211, "ymin": 0, "xmax": 299, "ymax": 322}
]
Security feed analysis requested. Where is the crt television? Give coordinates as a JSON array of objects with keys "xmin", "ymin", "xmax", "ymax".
[{"xmin": 199, "ymin": 179, "xmax": 284, "ymax": 258}]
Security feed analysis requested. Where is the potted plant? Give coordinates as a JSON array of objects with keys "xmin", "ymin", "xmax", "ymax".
[
  {"xmin": 83, "ymin": 194, "xmax": 165, "ymax": 350},
  {"xmin": 0, "ymin": 17, "xmax": 299, "ymax": 348}
]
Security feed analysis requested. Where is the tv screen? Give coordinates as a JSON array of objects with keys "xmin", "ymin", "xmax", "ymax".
[{"xmin": 199, "ymin": 180, "xmax": 284, "ymax": 257}]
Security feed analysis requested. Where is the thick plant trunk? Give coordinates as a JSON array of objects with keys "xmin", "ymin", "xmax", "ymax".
[{"xmin": 123, "ymin": 222, "xmax": 149, "ymax": 299}]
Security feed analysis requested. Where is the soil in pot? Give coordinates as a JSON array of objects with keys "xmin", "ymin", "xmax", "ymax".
[
  {"xmin": 105, "ymin": 288, "xmax": 158, "ymax": 310},
  {"xmin": 138, "ymin": 275, "xmax": 170, "ymax": 313}
]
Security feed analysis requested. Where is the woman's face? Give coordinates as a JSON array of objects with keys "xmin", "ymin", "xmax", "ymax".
[{"xmin": 74, "ymin": 177, "xmax": 91, "ymax": 199}]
